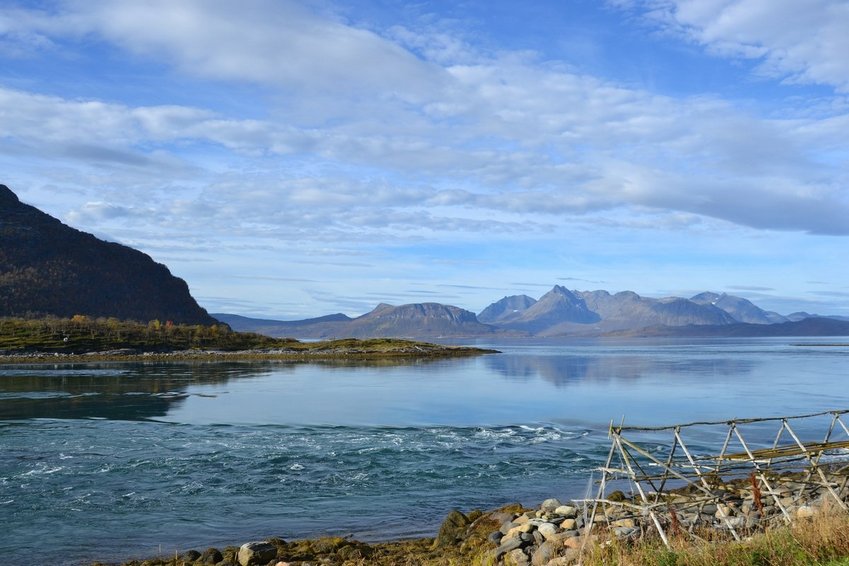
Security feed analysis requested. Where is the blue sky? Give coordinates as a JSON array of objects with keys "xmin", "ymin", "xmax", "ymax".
[{"xmin": 1, "ymin": 0, "xmax": 848, "ymax": 319}]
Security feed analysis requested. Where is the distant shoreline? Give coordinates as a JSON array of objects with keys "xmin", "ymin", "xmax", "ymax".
[{"xmin": 0, "ymin": 343, "xmax": 499, "ymax": 364}]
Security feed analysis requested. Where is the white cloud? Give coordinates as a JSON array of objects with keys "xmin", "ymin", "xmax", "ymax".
[
  {"xmin": 2, "ymin": 0, "xmax": 849, "ymax": 243},
  {"xmin": 629, "ymin": 0, "xmax": 849, "ymax": 92},
  {"xmin": 66, "ymin": 201, "xmax": 140, "ymax": 222},
  {"xmin": 57, "ymin": 0, "xmax": 447, "ymax": 98}
]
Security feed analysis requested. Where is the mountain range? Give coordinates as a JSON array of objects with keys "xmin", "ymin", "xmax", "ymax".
[
  {"xmin": 215, "ymin": 285, "xmax": 849, "ymax": 339},
  {"xmin": 3, "ymin": 183, "xmax": 846, "ymax": 339},
  {"xmin": 0, "ymin": 185, "xmax": 216, "ymax": 325}
]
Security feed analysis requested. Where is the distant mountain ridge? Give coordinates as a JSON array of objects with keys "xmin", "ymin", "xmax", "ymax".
[
  {"xmin": 217, "ymin": 286, "xmax": 849, "ymax": 339},
  {"xmin": 478, "ymin": 294, "xmax": 536, "ymax": 324},
  {"xmin": 690, "ymin": 292, "xmax": 787, "ymax": 324},
  {"xmin": 219, "ymin": 303, "xmax": 493, "ymax": 339},
  {"xmin": 494, "ymin": 286, "xmax": 600, "ymax": 334},
  {"xmin": 0, "ymin": 184, "xmax": 216, "ymax": 324}
]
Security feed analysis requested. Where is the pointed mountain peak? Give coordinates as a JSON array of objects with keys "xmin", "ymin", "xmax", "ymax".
[
  {"xmin": 539, "ymin": 285, "xmax": 585, "ymax": 304},
  {"xmin": 478, "ymin": 294, "xmax": 537, "ymax": 324},
  {"xmin": 370, "ymin": 303, "xmax": 396, "ymax": 314},
  {"xmin": 494, "ymin": 284, "xmax": 600, "ymax": 332},
  {"xmin": 542, "ymin": 285, "xmax": 580, "ymax": 300},
  {"xmin": 691, "ymin": 291, "xmax": 723, "ymax": 304}
]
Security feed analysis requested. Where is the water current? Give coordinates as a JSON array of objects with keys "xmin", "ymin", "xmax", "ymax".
[{"xmin": 1, "ymin": 338, "xmax": 847, "ymax": 564}]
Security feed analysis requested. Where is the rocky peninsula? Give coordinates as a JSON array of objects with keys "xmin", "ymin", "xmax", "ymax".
[
  {"xmin": 0, "ymin": 339, "xmax": 497, "ymax": 364},
  {"xmin": 0, "ymin": 316, "xmax": 497, "ymax": 363}
]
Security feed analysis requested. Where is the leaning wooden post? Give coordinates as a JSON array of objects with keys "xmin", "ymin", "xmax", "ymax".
[
  {"xmin": 675, "ymin": 426, "xmax": 741, "ymax": 541},
  {"xmin": 586, "ymin": 422, "xmax": 618, "ymax": 533},
  {"xmin": 580, "ymin": 422, "xmax": 620, "ymax": 564},
  {"xmin": 616, "ymin": 434, "xmax": 670, "ymax": 547},
  {"xmin": 654, "ymin": 428, "xmax": 680, "ymax": 502},
  {"xmin": 731, "ymin": 424, "xmax": 794, "ymax": 523},
  {"xmin": 782, "ymin": 419, "xmax": 848, "ymax": 510}
]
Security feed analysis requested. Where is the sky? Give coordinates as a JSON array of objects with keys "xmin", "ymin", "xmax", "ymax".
[{"xmin": 1, "ymin": 0, "xmax": 848, "ymax": 319}]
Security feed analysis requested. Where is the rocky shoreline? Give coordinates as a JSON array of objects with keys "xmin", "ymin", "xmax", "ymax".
[{"xmin": 94, "ymin": 462, "xmax": 849, "ymax": 566}]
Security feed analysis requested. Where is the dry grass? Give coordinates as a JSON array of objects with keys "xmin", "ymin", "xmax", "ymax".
[{"xmin": 582, "ymin": 505, "xmax": 849, "ymax": 566}]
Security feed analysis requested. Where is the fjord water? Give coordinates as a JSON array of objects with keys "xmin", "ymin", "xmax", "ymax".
[{"xmin": 1, "ymin": 339, "xmax": 848, "ymax": 564}]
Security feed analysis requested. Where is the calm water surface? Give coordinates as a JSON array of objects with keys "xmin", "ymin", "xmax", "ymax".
[{"xmin": 1, "ymin": 338, "xmax": 847, "ymax": 564}]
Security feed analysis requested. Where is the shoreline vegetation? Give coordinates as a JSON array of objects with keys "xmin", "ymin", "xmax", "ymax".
[{"xmin": 0, "ymin": 316, "xmax": 497, "ymax": 363}]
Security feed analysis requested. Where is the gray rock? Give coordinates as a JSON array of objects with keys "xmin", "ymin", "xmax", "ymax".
[
  {"xmin": 531, "ymin": 540, "xmax": 559, "ymax": 566},
  {"xmin": 201, "ymin": 547, "xmax": 223, "ymax": 564},
  {"xmin": 539, "ymin": 531, "xmax": 573, "ymax": 545},
  {"xmin": 537, "ymin": 522, "xmax": 559, "ymax": 540},
  {"xmin": 488, "ymin": 530, "xmax": 504, "ymax": 544},
  {"xmin": 180, "ymin": 550, "xmax": 201, "ymax": 562},
  {"xmin": 237, "ymin": 541, "xmax": 277, "ymax": 566},
  {"xmin": 496, "ymin": 535, "xmax": 525, "ymax": 559},
  {"xmin": 612, "ymin": 518, "xmax": 635, "ymax": 529},
  {"xmin": 532, "ymin": 529, "xmax": 545, "ymax": 545},
  {"xmin": 506, "ymin": 547, "xmax": 531, "ymax": 566},
  {"xmin": 540, "ymin": 498, "xmax": 562, "ymax": 512},
  {"xmin": 546, "ymin": 549, "xmax": 582, "ymax": 565},
  {"xmin": 433, "ymin": 509, "xmax": 471, "ymax": 548}
]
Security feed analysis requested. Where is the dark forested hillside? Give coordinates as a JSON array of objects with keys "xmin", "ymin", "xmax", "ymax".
[{"xmin": 0, "ymin": 184, "xmax": 216, "ymax": 324}]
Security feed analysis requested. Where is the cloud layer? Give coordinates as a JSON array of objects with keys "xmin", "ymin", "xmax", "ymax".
[
  {"xmin": 1, "ymin": 0, "xmax": 847, "ymax": 316},
  {"xmin": 632, "ymin": 0, "xmax": 849, "ymax": 91}
]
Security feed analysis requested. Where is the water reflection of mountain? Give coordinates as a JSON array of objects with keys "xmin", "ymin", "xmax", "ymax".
[
  {"xmin": 0, "ymin": 362, "xmax": 280, "ymax": 421},
  {"xmin": 485, "ymin": 354, "xmax": 756, "ymax": 387}
]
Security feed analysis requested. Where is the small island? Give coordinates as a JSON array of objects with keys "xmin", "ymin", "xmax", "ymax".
[{"xmin": 0, "ymin": 316, "xmax": 497, "ymax": 363}]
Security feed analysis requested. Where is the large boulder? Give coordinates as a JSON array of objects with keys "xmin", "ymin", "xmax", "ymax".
[
  {"xmin": 200, "ymin": 547, "xmax": 223, "ymax": 564},
  {"xmin": 237, "ymin": 541, "xmax": 277, "ymax": 566},
  {"xmin": 432, "ymin": 509, "xmax": 472, "ymax": 548}
]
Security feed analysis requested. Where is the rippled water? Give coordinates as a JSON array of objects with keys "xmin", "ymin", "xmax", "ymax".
[{"xmin": 1, "ymin": 338, "xmax": 848, "ymax": 564}]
